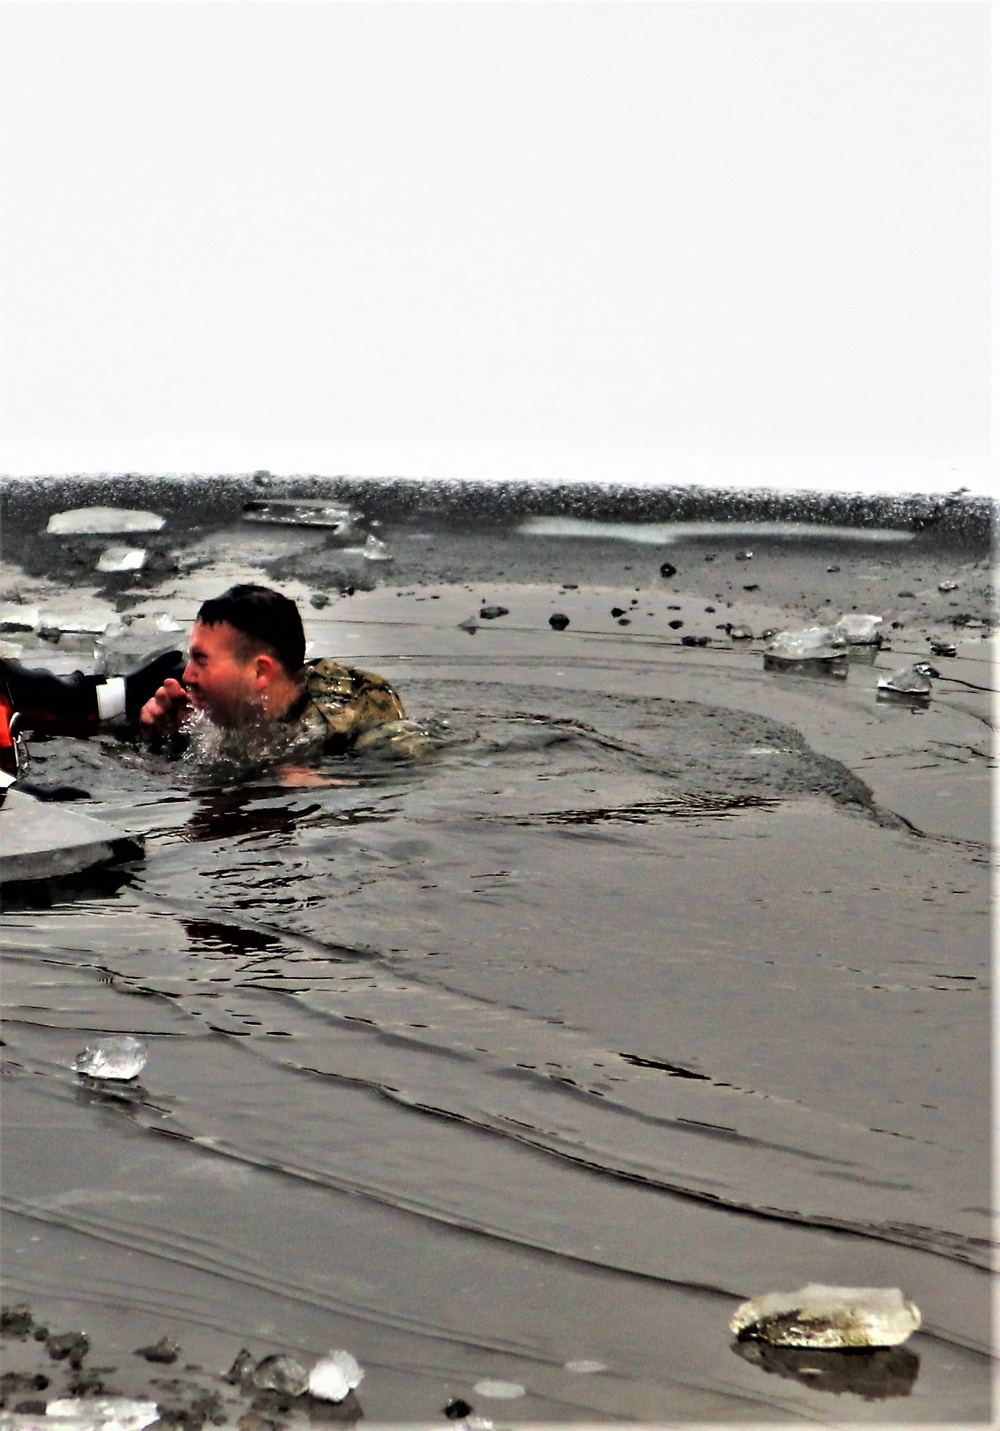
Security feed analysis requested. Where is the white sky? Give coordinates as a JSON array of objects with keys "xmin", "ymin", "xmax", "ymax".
[{"xmin": 0, "ymin": 1, "xmax": 991, "ymax": 496}]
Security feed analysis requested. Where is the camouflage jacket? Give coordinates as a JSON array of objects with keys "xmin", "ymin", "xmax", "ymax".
[{"xmin": 283, "ymin": 658, "xmax": 407, "ymax": 753}]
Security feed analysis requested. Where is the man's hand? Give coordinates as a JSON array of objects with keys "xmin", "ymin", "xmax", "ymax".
[{"xmin": 138, "ymin": 677, "xmax": 190, "ymax": 741}]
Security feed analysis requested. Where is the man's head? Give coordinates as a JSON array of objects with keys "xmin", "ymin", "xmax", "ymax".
[{"xmin": 183, "ymin": 584, "xmax": 306, "ymax": 727}]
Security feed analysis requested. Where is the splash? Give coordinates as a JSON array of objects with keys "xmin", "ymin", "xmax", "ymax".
[{"xmin": 179, "ymin": 707, "xmax": 321, "ymax": 778}]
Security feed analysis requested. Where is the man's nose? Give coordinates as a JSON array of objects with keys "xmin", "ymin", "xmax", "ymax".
[{"xmin": 181, "ymin": 658, "xmax": 197, "ymax": 685}]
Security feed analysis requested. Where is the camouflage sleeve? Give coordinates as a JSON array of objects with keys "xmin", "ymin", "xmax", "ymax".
[{"xmin": 303, "ymin": 660, "xmax": 407, "ymax": 750}]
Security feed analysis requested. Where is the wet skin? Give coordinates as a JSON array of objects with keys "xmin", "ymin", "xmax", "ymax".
[{"xmin": 138, "ymin": 620, "xmax": 300, "ymax": 737}]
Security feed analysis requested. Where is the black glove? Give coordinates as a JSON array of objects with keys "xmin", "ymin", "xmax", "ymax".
[{"xmin": 124, "ymin": 649, "xmax": 185, "ymax": 720}]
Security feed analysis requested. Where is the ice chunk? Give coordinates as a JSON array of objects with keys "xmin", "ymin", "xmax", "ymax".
[
  {"xmin": 472, "ymin": 1379, "xmax": 525, "ymax": 1399},
  {"xmin": 153, "ymin": 613, "xmax": 185, "ymax": 633},
  {"xmin": 45, "ymin": 1397, "xmax": 159, "ymax": 1431},
  {"xmin": 564, "ymin": 1359, "xmax": 607, "ymax": 1374},
  {"xmin": 0, "ymin": 606, "xmax": 40, "ymax": 634},
  {"xmin": 730, "ymin": 1283, "xmax": 921, "ymax": 1348},
  {"xmin": 47, "ymin": 508, "xmax": 165, "ymax": 536},
  {"xmin": 307, "ymin": 1349, "xmax": 363, "ymax": 1401},
  {"xmin": 763, "ymin": 626, "xmax": 848, "ymax": 678},
  {"xmin": 38, "ymin": 609, "xmax": 120, "ymax": 638},
  {"xmin": 241, "ymin": 499, "xmax": 359, "ymax": 534},
  {"xmin": 73, "ymin": 1035, "xmax": 147, "ymax": 1082},
  {"xmin": 766, "ymin": 626, "xmax": 846, "ymax": 659},
  {"xmin": 833, "ymin": 613, "xmax": 883, "ymax": 645},
  {"xmin": 96, "ymin": 547, "xmax": 146, "ymax": 574},
  {"xmin": 251, "ymin": 1353, "xmax": 308, "ymax": 1394},
  {"xmin": 362, "ymin": 534, "xmax": 392, "ymax": 562},
  {"xmin": 877, "ymin": 663, "xmax": 935, "ymax": 702}
]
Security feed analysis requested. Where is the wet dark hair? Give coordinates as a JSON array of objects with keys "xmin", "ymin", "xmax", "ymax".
[{"xmin": 196, "ymin": 584, "xmax": 306, "ymax": 674}]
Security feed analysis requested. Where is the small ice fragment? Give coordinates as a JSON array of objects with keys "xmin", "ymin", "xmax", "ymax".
[
  {"xmin": 73, "ymin": 1036, "xmax": 147, "ymax": 1082},
  {"xmin": 47, "ymin": 508, "xmax": 165, "ymax": 536},
  {"xmin": 251, "ymin": 1354, "xmax": 309, "ymax": 1395},
  {"xmin": 362, "ymin": 534, "xmax": 392, "ymax": 561},
  {"xmin": 877, "ymin": 663, "xmax": 935, "ymax": 701},
  {"xmin": 46, "ymin": 1397, "xmax": 159, "ymax": 1431},
  {"xmin": 938, "ymin": 580, "xmax": 959, "ymax": 592},
  {"xmin": 153, "ymin": 613, "xmax": 184, "ymax": 633},
  {"xmin": 307, "ymin": 1349, "xmax": 363, "ymax": 1401},
  {"xmin": 472, "ymin": 1379, "xmax": 525, "ymax": 1399},
  {"xmin": 730, "ymin": 1283, "xmax": 921, "ymax": 1348},
  {"xmin": 728, "ymin": 623, "xmax": 754, "ymax": 640},
  {"xmin": 96, "ymin": 547, "xmax": 146, "ymax": 574},
  {"xmin": 564, "ymin": 1359, "xmax": 607, "ymax": 1374},
  {"xmin": 833, "ymin": 613, "xmax": 883, "ymax": 645}
]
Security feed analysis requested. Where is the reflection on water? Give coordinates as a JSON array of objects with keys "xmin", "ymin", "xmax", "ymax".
[{"xmin": 731, "ymin": 1340, "xmax": 921, "ymax": 1401}]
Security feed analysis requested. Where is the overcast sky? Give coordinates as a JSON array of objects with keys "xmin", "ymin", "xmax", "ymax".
[{"xmin": 0, "ymin": 1, "xmax": 990, "ymax": 495}]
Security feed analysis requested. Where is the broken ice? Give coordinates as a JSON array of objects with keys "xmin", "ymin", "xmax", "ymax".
[
  {"xmin": 877, "ymin": 663, "xmax": 935, "ymax": 703},
  {"xmin": 96, "ymin": 547, "xmax": 146, "ymax": 574},
  {"xmin": 241, "ymin": 499, "xmax": 360, "ymax": 536},
  {"xmin": 250, "ymin": 1354, "xmax": 309, "ymax": 1395},
  {"xmin": 307, "ymin": 1349, "xmax": 364, "ymax": 1401},
  {"xmin": 45, "ymin": 1397, "xmax": 159, "ymax": 1431},
  {"xmin": 763, "ymin": 626, "xmax": 848, "ymax": 678},
  {"xmin": 832, "ymin": 613, "xmax": 883, "ymax": 645},
  {"xmin": 730, "ymin": 1283, "xmax": 921, "ymax": 1348},
  {"xmin": 47, "ymin": 508, "xmax": 165, "ymax": 536},
  {"xmin": 73, "ymin": 1035, "xmax": 147, "ymax": 1082},
  {"xmin": 360, "ymin": 534, "xmax": 390, "ymax": 561}
]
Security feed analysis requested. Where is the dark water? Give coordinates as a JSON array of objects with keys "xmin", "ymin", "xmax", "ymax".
[{"xmin": 0, "ymin": 496, "xmax": 994, "ymax": 1425}]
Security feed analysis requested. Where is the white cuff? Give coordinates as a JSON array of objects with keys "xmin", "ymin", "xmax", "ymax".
[{"xmin": 96, "ymin": 676, "xmax": 127, "ymax": 721}]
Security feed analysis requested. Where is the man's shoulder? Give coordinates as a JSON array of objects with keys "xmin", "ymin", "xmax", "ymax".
[{"xmin": 305, "ymin": 658, "xmax": 398, "ymax": 695}]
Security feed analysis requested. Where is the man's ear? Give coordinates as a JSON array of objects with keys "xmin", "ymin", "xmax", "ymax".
[{"xmin": 254, "ymin": 652, "xmax": 281, "ymax": 687}]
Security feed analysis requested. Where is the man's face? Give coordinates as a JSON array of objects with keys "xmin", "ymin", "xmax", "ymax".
[{"xmin": 182, "ymin": 620, "xmax": 262, "ymax": 728}]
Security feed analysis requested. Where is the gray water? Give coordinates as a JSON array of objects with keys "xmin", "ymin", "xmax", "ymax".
[{"xmin": 0, "ymin": 494, "xmax": 994, "ymax": 1425}]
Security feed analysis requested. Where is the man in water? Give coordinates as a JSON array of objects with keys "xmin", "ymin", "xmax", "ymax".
[{"xmin": 0, "ymin": 583, "xmax": 428, "ymax": 782}]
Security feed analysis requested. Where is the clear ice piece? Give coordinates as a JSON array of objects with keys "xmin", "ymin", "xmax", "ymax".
[
  {"xmin": 877, "ymin": 663, "xmax": 934, "ymax": 698},
  {"xmin": 45, "ymin": 1397, "xmax": 160, "ymax": 1431},
  {"xmin": 251, "ymin": 1354, "xmax": 309, "ymax": 1394},
  {"xmin": 833, "ymin": 613, "xmax": 883, "ymax": 644},
  {"xmin": 765, "ymin": 626, "xmax": 847, "ymax": 660},
  {"xmin": 96, "ymin": 547, "xmax": 146, "ymax": 574},
  {"xmin": 730, "ymin": 1283, "xmax": 921, "ymax": 1348},
  {"xmin": 47, "ymin": 508, "xmax": 165, "ymax": 536},
  {"xmin": 362, "ymin": 534, "xmax": 392, "ymax": 561},
  {"xmin": 73, "ymin": 1035, "xmax": 147, "ymax": 1081},
  {"xmin": 307, "ymin": 1349, "xmax": 364, "ymax": 1401}
]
